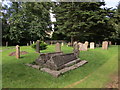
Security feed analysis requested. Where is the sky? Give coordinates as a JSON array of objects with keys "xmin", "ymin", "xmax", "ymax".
[
  {"xmin": 1, "ymin": 0, "xmax": 119, "ymax": 8},
  {"xmin": 103, "ymin": 0, "xmax": 119, "ymax": 8}
]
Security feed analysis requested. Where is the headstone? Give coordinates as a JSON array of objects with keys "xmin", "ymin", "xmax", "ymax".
[
  {"xmin": 6, "ymin": 42, "xmax": 8, "ymax": 47},
  {"xmin": 109, "ymin": 41, "xmax": 112, "ymax": 45},
  {"xmin": 73, "ymin": 41, "xmax": 77, "ymax": 47},
  {"xmin": 84, "ymin": 41, "xmax": 89, "ymax": 48},
  {"xmin": 61, "ymin": 42, "xmax": 64, "ymax": 46},
  {"xmin": 30, "ymin": 41, "xmax": 32, "ymax": 45},
  {"xmin": 73, "ymin": 43, "xmax": 79, "ymax": 57},
  {"xmin": 55, "ymin": 43, "xmax": 61, "ymax": 52},
  {"xmin": 27, "ymin": 43, "xmax": 29, "ymax": 46},
  {"xmin": 67, "ymin": 42, "xmax": 71, "ymax": 46},
  {"xmin": 16, "ymin": 45, "xmax": 20, "ymax": 59},
  {"xmin": 36, "ymin": 40, "xmax": 40, "ymax": 53},
  {"xmin": 78, "ymin": 42, "xmax": 87, "ymax": 51},
  {"xmin": 96, "ymin": 44, "xmax": 99, "ymax": 47},
  {"xmin": 102, "ymin": 41, "xmax": 108, "ymax": 50},
  {"xmin": 90, "ymin": 42, "xmax": 95, "ymax": 49},
  {"xmin": 33, "ymin": 41, "xmax": 35, "ymax": 44},
  {"xmin": 115, "ymin": 42, "xmax": 117, "ymax": 45}
]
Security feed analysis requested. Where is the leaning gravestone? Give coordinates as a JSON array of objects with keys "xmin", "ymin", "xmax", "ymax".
[
  {"xmin": 73, "ymin": 43, "xmax": 79, "ymax": 57},
  {"xmin": 36, "ymin": 40, "xmax": 40, "ymax": 53},
  {"xmin": 90, "ymin": 42, "xmax": 95, "ymax": 49},
  {"xmin": 16, "ymin": 45, "xmax": 20, "ymax": 59},
  {"xmin": 55, "ymin": 43, "xmax": 61, "ymax": 52},
  {"xmin": 102, "ymin": 41, "xmax": 108, "ymax": 50}
]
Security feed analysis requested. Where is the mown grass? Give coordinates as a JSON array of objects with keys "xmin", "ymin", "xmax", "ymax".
[{"xmin": 2, "ymin": 45, "xmax": 118, "ymax": 88}]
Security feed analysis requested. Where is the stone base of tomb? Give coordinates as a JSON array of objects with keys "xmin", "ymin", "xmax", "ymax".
[{"xmin": 26, "ymin": 60, "xmax": 88, "ymax": 77}]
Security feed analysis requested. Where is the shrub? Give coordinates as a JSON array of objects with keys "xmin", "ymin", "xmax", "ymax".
[{"xmin": 31, "ymin": 41, "xmax": 47, "ymax": 50}]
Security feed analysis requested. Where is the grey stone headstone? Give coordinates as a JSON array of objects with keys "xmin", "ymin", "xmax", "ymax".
[
  {"xmin": 27, "ymin": 43, "xmax": 29, "ymax": 46},
  {"xmin": 55, "ymin": 43, "xmax": 61, "ymax": 52},
  {"xmin": 6, "ymin": 42, "xmax": 8, "ymax": 47},
  {"xmin": 36, "ymin": 40, "xmax": 40, "ymax": 53},
  {"xmin": 30, "ymin": 41, "xmax": 32, "ymax": 45},
  {"xmin": 96, "ymin": 44, "xmax": 99, "ymax": 47},
  {"xmin": 73, "ymin": 43, "xmax": 79, "ymax": 57}
]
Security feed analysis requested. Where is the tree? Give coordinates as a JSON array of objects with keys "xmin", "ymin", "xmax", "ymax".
[
  {"xmin": 52, "ymin": 2, "xmax": 117, "ymax": 44},
  {"xmin": 2, "ymin": 2, "xmax": 53, "ymax": 45}
]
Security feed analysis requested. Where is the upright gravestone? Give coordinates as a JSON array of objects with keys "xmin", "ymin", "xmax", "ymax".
[
  {"xmin": 16, "ymin": 45, "xmax": 20, "ymax": 59},
  {"xmin": 73, "ymin": 41, "xmax": 77, "ymax": 47},
  {"xmin": 30, "ymin": 41, "xmax": 32, "ymax": 45},
  {"xmin": 27, "ymin": 43, "xmax": 29, "ymax": 46},
  {"xmin": 67, "ymin": 42, "xmax": 71, "ymax": 47},
  {"xmin": 55, "ymin": 43, "xmax": 61, "ymax": 52},
  {"xmin": 84, "ymin": 41, "xmax": 89, "ymax": 48},
  {"xmin": 115, "ymin": 42, "xmax": 117, "ymax": 45},
  {"xmin": 78, "ymin": 42, "xmax": 87, "ymax": 51},
  {"xmin": 102, "ymin": 41, "xmax": 108, "ymax": 50},
  {"xmin": 73, "ymin": 43, "xmax": 79, "ymax": 57},
  {"xmin": 61, "ymin": 42, "xmax": 64, "ymax": 46},
  {"xmin": 36, "ymin": 40, "xmax": 40, "ymax": 53},
  {"xmin": 90, "ymin": 42, "xmax": 95, "ymax": 49},
  {"xmin": 96, "ymin": 44, "xmax": 99, "ymax": 47},
  {"xmin": 108, "ymin": 41, "xmax": 112, "ymax": 45},
  {"xmin": 6, "ymin": 42, "xmax": 8, "ymax": 47},
  {"xmin": 33, "ymin": 41, "xmax": 35, "ymax": 44}
]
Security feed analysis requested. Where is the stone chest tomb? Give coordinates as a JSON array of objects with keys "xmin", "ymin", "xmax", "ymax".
[{"xmin": 26, "ymin": 48, "xmax": 88, "ymax": 77}]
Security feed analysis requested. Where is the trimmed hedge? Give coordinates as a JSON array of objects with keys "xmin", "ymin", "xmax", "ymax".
[{"xmin": 31, "ymin": 41, "xmax": 47, "ymax": 50}]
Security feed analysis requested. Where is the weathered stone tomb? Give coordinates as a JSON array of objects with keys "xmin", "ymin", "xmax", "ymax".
[{"xmin": 26, "ymin": 49, "xmax": 88, "ymax": 77}]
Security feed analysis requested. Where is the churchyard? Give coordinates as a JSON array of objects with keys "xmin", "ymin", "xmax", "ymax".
[
  {"xmin": 1, "ymin": 1, "xmax": 120, "ymax": 89},
  {"xmin": 1, "ymin": 42, "xmax": 119, "ymax": 88}
]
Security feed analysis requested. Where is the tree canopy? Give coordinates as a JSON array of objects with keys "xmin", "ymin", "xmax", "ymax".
[
  {"xmin": 1, "ymin": 1, "xmax": 120, "ymax": 45},
  {"xmin": 52, "ymin": 2, "xmax": 119, "ymax": 43}
]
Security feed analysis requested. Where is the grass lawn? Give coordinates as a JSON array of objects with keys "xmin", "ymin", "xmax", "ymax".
[{"xmin": 2, "ymin": 45, "xmax": 119, "ymax": 88}]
